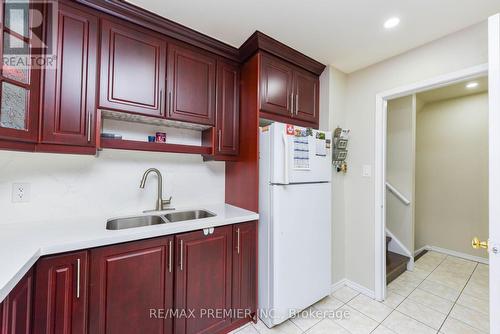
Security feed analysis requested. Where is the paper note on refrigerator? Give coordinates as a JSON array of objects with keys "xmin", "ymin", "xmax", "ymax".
[
  {"xmin": 293, "ymin": 137, "xmax": 310, "ymax": 169},
  {"xmin": 316, "ymin": 139, "xmax": 326, "ymax": 156}
]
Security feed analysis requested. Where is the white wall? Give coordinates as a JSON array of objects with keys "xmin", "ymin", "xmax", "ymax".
[
  {"xmin": 415, "ymin": 92, "xmax": 488, "ymax": 258},
  {"xmin": 343, "ymin": 21, "xmax": 488, "ymax": 291},
  {"xmin": 321, "ymin": 65, "xmax": 348, "ymax": 285},
  {"xmin": 386, "ymin": 96, "xmax": 415, "ymax": 254},
  {"xmin": 0, "ymin": 150, "xmax": 225, "ymax": 225}
]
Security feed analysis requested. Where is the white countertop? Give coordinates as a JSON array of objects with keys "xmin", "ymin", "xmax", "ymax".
[{"xmin": 0, "ymin": 203, "xmax": 258, "ymax": 303}]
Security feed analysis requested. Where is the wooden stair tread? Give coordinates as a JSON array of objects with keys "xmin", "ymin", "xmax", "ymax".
[{"xmin": 386, "ymin": 251, "xmax": 410, "ymax": 284}]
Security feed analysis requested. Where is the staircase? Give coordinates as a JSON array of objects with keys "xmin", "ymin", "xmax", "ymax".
[{"xmin": 386, "ymin": 236, "xmax": 410, "ymax": 284}]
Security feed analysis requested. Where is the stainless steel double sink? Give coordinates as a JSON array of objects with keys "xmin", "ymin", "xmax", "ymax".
[{"xmin": 106, "ymin": 209, "xmax": 216, "ymax": 230}]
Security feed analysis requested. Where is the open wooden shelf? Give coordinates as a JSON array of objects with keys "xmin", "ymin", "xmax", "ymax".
[{"xmin": 100, "ymin": 138, "xmax": 212, "ymax": 155}]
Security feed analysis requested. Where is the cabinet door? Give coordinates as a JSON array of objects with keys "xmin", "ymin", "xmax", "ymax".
[
  {"xmin": 41, "ymin": 3, "xmax": 97, "ymax": 147},
  {"xmin": 174, "ymin": 226, "xmax": 232, "ymax": 334},
  {"xmin": 89, "ymin": 237, "xmax": 174, "ymax": 334},
  {"xmin": 33, "ymin": 251, "xmax": 88, "ymax": 334},
  {"xmin": 100, "ymin": 19, "xmax": 166, "ymax": 117},
  {"xmin": 167, "ymin": 44, "xmax": 215, "ymax": 125},
  {"xmin": 232, "ymin": 222, "xmax": 257, "ymax": 322},
  {"xmin": 215, "ymin": 59, "xmax": 239, "ymax": 156},
  {"xmin": 293, "ymin": 69, "xmax": 319, "ymax": 124},
  {"xmin": 259, "ymin": 54, "xmax": 293, "ymax": 117},
  {"xmin": 2, "ymin": 269, "xmax": 34, "ymax": 334},
  {"xmin": 0, "ymin": 1, "xmax": 41, "ymax": 143}
]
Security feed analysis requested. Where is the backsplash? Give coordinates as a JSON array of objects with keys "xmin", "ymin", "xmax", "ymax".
[{"xmin": 0, "ymin": 150, "xmax": 225, "ymax": 225}]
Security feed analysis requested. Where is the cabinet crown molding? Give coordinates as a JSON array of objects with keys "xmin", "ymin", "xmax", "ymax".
[
  {"xmin": 73, "ymin": 1, "xmax": 325, "ymax": 74},
  {"xmin": 74, "ymin": 0, "xmax": 241, "ymax": 62},
  {"xmin": 239, "ymin": 31, "xmax": 326, "ymax": 76}
]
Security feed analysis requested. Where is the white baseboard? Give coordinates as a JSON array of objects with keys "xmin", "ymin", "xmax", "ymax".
[
  {"xmin": 331, "ymin": 279, "xmax": 348, "ymax": 292},
  {"xmin": 419, "ymin": 245, "xmax": 489, "ymax": 264},
  {"xmin": 414, "ymin": 246, "xmax": 428, "ymax": 256},
  {"xmin": 331, "ymin": 279, "xmax": 375, "ymax": 299}
]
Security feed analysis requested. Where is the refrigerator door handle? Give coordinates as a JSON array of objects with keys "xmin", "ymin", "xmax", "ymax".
[{"xmin": 282, "ymin": 133, "xmax": 290, "ymax": 184}]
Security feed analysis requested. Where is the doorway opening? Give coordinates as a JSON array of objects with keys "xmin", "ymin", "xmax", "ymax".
[{"xmin": 374, "ymin": 66, "xmax": 490, "ymax": 332}]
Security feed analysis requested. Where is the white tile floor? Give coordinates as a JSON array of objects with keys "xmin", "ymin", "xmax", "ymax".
[{"xmin": 230, "ymin": 251, "xmax": 489, "ymax": 334}]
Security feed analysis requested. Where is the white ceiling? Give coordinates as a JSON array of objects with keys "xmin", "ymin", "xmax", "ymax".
[
  {"xmin": 127, "ymin": 0, "xmax": 500, "ymax": 73},
  {"xmin": 417, "ymin": 76, "xmax": 488, "ymax": 103}
]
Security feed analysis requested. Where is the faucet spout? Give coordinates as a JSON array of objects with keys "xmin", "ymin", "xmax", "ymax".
[{"xmin": 139, "ymin": 168, "xmax": 173, "ymax": 212}]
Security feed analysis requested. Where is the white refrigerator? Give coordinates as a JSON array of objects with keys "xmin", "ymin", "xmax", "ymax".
[{"xmin": 258, "ymin": 122, "xmax": 332, "ymax": 328}]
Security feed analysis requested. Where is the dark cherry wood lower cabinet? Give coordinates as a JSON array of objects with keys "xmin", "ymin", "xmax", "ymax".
[
  {"xmin": 1, "ymin": 269, "xmax": 34, "ymax": 334},
  {"xmin": 0, "ymin": 222, "xmax": 257, "ymax": 334},
  {"xmin": 232, "ymin": 222, "xmax": 257, "ymax": 322},
  {"xmin": 89, "ymin": 237, "xmax": 174, "ymax": 334},
  {"xmin": 34, "ymin": 251, "xmax": 88, "ymax": 334},
  {"xmin": 174, "ymin": 226, "xmax": 233, "ymax": 334}
]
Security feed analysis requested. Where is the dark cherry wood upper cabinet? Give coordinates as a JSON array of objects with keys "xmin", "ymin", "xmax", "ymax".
[
  {"xmin": 259, "ymin": 53, "xmax": 293, "ymax": 117},
  {"xmin": 258, "ymin": 52, "xmax": 320, "ymax": 128},
  {"xmin": 215, "ymin": 59, "xmax": 239, "ymax": 156},
  {"xmin": 293, "ymin": 69, "xmax": 319, "ymax": 124},
  {"xmin": 89, "ymin": 236, "xmax": 174, "ymax": 334},
  {"xmin": 34, "ymin": 251, "xmax": 88, "ymax": 334},
  {"xmin": 1, "ymin": 269, "xmax": 34, "ymax": 334},
  {"xmin": 232, "ymin": 221, "xmax": 257, "ymax": 322},
  {"xmin": 174, "ymin": 226, "xmax": 232, "ymax": 334},
  {"xmin": 99, "ymin": 19, "xmax": 167, "ymax": 117},
  {"xmin": 0, "ymin": 1, "xmax": 41, "ymax": 143},
  {"xmin": 167, "ymin": 44, "xmax": 216, "ymax": 126},
  {"xmin": 41, "ymin": 3, "xmax": 98, "ymax": 147}
]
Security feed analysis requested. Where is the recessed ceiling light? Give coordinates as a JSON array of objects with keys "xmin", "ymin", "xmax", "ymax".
[
  {"xmin": 466, "ymin": 82, "xmax": 479, "ymax": 89},
  {"xmin": 384, "ymin": 17, "xmax": 400, "ymax": 29}
]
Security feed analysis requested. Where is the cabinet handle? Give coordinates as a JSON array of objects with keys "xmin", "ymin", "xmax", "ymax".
[
  {"xmin": 87, "ymin": 112, "xmax": 92, "ymax": 143},
  {"xmin": 180, "ymin": 240, "xmax": 183, "ymax": 271},
  {"xmin": 236, "ymin": 227, "xmax": 240, "ymax": 254},
  {"xmin": 168, "ymin": 92, "xmax": 172, "ymax": 114},
  {"xmin": 218, "ymin": 129, "xmax": 222, "ymax": 152},
  {"xmin": 290, "ymin": 93, "xmax": 294, "ymax": 115},
  {"xmin": 159, "ymin": 89, "xmax": 163, "ymax": 113},
  {"xmin": 295, "ymin": 94, "xmax": 299, "ymax": 114},
  {"xmin": 168, "ymin": 240, "xmax": 172, "ymax": 273},
  {"xmin": 76, "ymin": 258, "xmax": 81, "ymax": 299}
]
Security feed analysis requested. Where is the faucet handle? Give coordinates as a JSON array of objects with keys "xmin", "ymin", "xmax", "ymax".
[{"xmin": 161, "ymin": 196, "xmax": 174, "ymax": 210}]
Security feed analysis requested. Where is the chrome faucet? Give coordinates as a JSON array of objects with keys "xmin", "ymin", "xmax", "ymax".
[{"xmin": 139, "ymin": 168, "xmax": 173, "ymax": 212}]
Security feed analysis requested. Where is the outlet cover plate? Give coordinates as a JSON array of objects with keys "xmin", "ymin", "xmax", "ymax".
[{"xmin": 12, "ymin": 183, "xmax": 30, "ymax": 203}]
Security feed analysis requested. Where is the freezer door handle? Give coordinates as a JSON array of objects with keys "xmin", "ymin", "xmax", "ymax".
[{"xmin": 282, "ymin": 133, "xmax": 289, "ymax": 184}]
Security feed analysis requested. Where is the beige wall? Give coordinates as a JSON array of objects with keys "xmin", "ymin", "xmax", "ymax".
[
  {"xmin": 342, "ymin": 21, "xmax": 488, "ymax": 291},
  {"xmin": 415, "ymin": 93, "xmax": 488, "ymax": 258},
  {"xmin": 386, "ymin": 96, "xmax": 415, "ymax": 254},
  {"xmin": 320, "ymin": 66, "xmax": 348, "ymax": 284}
]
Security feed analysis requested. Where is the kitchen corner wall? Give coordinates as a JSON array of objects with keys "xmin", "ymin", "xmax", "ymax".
[
  {"xmin": 344, "ymin": 21, "xmax": 488, "ymax": 292},
  {"xmin": 0, "ymin": 150, "xmax": 225, "ymax": 226},
  {"xmin": 320, "ymin": 65, "xmax": 348, "ymax": 286}
]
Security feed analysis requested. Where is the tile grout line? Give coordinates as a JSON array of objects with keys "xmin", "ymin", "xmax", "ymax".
[
  {"xmin": 386, "ymin": 253, "xmax": 450, "ymax": 332},
  {"xmin": 436, "ymin": 261, "xmax": 479, "ymax": 333},
  {"xmin": 395, "ymin": 254, "xmax": 485, "ymax": 333},
  {"xmin": 239, "ymin": 253, "xmax": 486, "ymax": 334},
  {"xmin": 365, "ymin": 253, "xmax": 449, "ymax": 333}
]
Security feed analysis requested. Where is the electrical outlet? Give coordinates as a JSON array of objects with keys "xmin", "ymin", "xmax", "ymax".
[{"xmin": 12, "ymin": 183, "xmax": 30, "ymax": 203}]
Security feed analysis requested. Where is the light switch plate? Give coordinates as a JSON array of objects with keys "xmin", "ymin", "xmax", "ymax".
[
  {"xmin": 12, "ymin": 183, "xmax": 30, "ymax": 203},
  {"xmin": 362, "ymin": 165, "xmax": 372, "ymax": 177}
]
